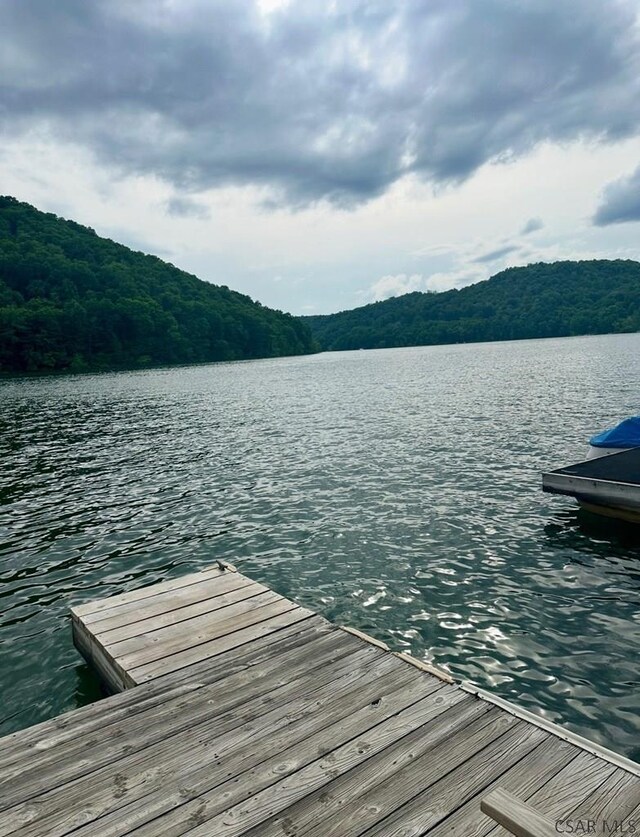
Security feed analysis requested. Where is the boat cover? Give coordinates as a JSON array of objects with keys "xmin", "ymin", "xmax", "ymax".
[{"xmin": 590, "ymin": 416, "xmax": 640, "ymax": 448}]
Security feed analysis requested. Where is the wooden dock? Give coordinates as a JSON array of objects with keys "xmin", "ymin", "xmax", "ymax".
[{"xmin": 0, "ymin": 563, "xmax": 638, "ymax": 836}]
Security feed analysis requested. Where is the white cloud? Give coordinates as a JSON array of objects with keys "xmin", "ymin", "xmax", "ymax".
[
  {"xmin": 256, "ymin": 0, "xmax": 291, "ymax": 14},
  {"xmin": 370, "ymin": 273, "xmax": 425, "ymax": 301}
]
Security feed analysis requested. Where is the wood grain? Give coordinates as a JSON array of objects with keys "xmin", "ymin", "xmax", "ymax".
[
  {"xmin": 71, "ymin": 564, "xmax": 229, "ymax": 619},
  {"xmin": 2, "ymin": 565, "xmax": 637, "ymax": 837},
  {"xmin": 481, "ymin": 789, "xmax": 558, "ymax": 837}
]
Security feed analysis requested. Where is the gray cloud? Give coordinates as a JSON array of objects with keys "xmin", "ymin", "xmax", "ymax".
[
  {"xmin": 1, "ymin": 0, "xmax": 640, "ymax": 207},
  {"xmin": 521, "ymin": 217, "xmax": 544, "ymax": 235},
  {"xmin": 593, "ymin": 165, "xmax": 640, "ymax": 225},
  {"xmin": 166, "ymin": 196, "xmax": 210, "ymax": 219},
  {"xmin": 473, "ymin": 245, "xmax": 520, "ymax": 264}
]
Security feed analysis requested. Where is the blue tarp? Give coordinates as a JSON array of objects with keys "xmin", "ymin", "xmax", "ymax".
[{"xmin": 590, "ymin": 416, "xmax": 640, "ymax": 448}]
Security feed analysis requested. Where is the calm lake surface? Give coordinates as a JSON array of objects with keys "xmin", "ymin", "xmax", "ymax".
[{"xmin": 1, "ymin": 333, "xmax": 639, "ymax": 759}]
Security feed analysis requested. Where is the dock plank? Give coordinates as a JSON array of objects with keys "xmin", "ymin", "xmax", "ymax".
[
  {"xmin": 1, "ymin": 652, "xmax": 410, "ymax": 837},
  {"xmin": 253, "ymin": 713, "xmax": 540, "ymax": 837},
  {"xmin": 71, "ymin": 666, "xmax": 449, "ymax": 837},
  {"xmin": 128, "ymin": 605, "xmax": 316, "ymax": 683},
  {"xmin": 351, "ymin": 725, "xmax": 548, "ymax": 837},
  {"xmin": 0, "ymin": 629, "xmax": 365, "ymax": 796},
  {"xmin": 107, "ymin": 592, "xmax": 295, "ymax": 665},
  {"xmin": 71, "ymin": 564, "xmax": 230, "ymax": 619},
  {"xmin": 90, "ymin": 576, "xmax": 266, "ymax": 637},
  {"xmin": 214, "ymin": 698, "xmax": 498, "ymax": 837},
  {"xmin": 620, "ymin": 802, "xmax": 640, "ymax": 835},
  {"xmin": 486, "ymin": 752, "xmax": 617, "ymax": 837},
  {"xmin": 424, "ymin": 735, "xmax": 579, "ymax": 837},
  {"xmin": 1, "ymin": 565, "xmax": 638, "ymax": 837},
  {"xmin": 565, "ymin": 768, "xmax": 640, "ymax": 829},
  {"xmin": 0, "ymin": 615, "xmax": 331, "ymax": 769},
  {"xmin": 480, "ymin": 789, "xmax": 558, "ymax": 837}
]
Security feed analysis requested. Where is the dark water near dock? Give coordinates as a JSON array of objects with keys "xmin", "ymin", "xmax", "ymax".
[{"xmin": 1, "ymin": 333, "xmax": 639, "ymax": 759}]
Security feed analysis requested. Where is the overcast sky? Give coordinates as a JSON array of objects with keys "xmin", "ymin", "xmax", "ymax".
[{"xmin": 2, "ymin": 0, "xmax": 640, "ymax": 315}]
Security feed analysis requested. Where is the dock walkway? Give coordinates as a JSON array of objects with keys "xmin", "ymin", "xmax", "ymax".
[{"xmin": 0, "ymin": 563, "xmax": 638, "ymax": 836}]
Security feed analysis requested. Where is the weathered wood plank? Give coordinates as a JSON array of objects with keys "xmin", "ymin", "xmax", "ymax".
[
  {"xmin": 71, "ymin": 564, "xmax": 230, "ymax": 619},
  {"xmin": 481, "ymin": 789, "xmax": 558, "ymax": 837},
  {"xmin": 129, "ymin": 605, "xmax": 316, "ymax": 683},
  {"xmin": 565, "ymin": 768, "xmax": 640, "ymax": 830},
  {"xmin": 620, "ymin": 802, "xmax": 640, "ymax": 835},
  {"xmin": 265, "ymin": 715, "xmax": 543, "ymax": 837},
  {"xmin": 84, "ymin": 603, "xmax": 317, "ymax": 693},
  {"xmin": 71, "ymin": 666, "xmax": 449, "ymax": 837},
  {"xmin": 0, "ymin": 616, "xmax": 330, "ymax": 765},
  {"xmin": 0, "ymin": 651, "xmax": 410, "ymax": 837},
  {"xmin": 103, "ymin": 589, "xmax": 290, "ymax": 662},
  {"xmin": 425, "ymin": 735, "xmax": 579, "ymax": 837},
  {"xmin": 0, "ymin": 628, "xmax": 364, "ymax": 796},
  {"xmin": 89, "ymin": 576, "xmax": 265, "ymax": 636},
  {"xmin": 351, "ymin": 726, "xmax": 548, "ymax": 837},
  {"xmin": 486, "ymin": 752, "xmax": 617, "ymax": 837},
  {"xmin": 193, "ymin": 696, "xmax": 497, "ymax": 837},
  {"xmin": 115, "ymin": 594, "xmax": 302, "ymax": 671}
]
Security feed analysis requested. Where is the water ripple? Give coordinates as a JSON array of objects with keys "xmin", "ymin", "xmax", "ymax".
[{"xmin": 0, "ymin": 335, "xmax": 639, "ymax": 760}]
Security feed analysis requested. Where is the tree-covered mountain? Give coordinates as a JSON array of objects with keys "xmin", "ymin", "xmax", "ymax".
[
  {"xmin": 0, "ymin": 196, "xmax": 317, "ymax": 373},
  {"xmin": 304, "ymin": 260, "xmax": 640, "ymax": 351}
]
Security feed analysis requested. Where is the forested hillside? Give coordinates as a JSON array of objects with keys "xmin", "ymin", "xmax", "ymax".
[
  {"xmin": 0, "ymin": 197, "xmax": 316, "ymax": 373},
  {"xmin": 305, "ymin": 260, "xmax": 640, "ymax": 350}
]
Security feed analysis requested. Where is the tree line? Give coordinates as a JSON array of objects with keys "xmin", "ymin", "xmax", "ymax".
[
  {"xmin": 0, "ymin": 196, "xmax": 317, "ymax": 374},
  {"xmin": 304, "ymin": 260, "xmax": 640, "ymax": 351}
]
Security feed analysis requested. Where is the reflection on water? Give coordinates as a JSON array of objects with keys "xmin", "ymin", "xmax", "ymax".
[
  {"xmin": 0, "ymin": 333, "xmax": 639, "ymax": 760},
  {"xmin": 546, "ymin": 506, "xmax": 640, "ymax": 550}
]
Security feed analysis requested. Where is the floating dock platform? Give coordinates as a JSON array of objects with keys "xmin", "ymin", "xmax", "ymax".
[
  {"xmin": 0, "ymin": 563, "xmax": 638, "ymax": 836},
  {"xmin": 543, "ymin": 447, "xmax": 640, "ymax": 522}
]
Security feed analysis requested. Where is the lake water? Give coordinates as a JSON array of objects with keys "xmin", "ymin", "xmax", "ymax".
[{"xmin": 1, "ymin": 333, "xmax": 639, "ymax": 760}]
